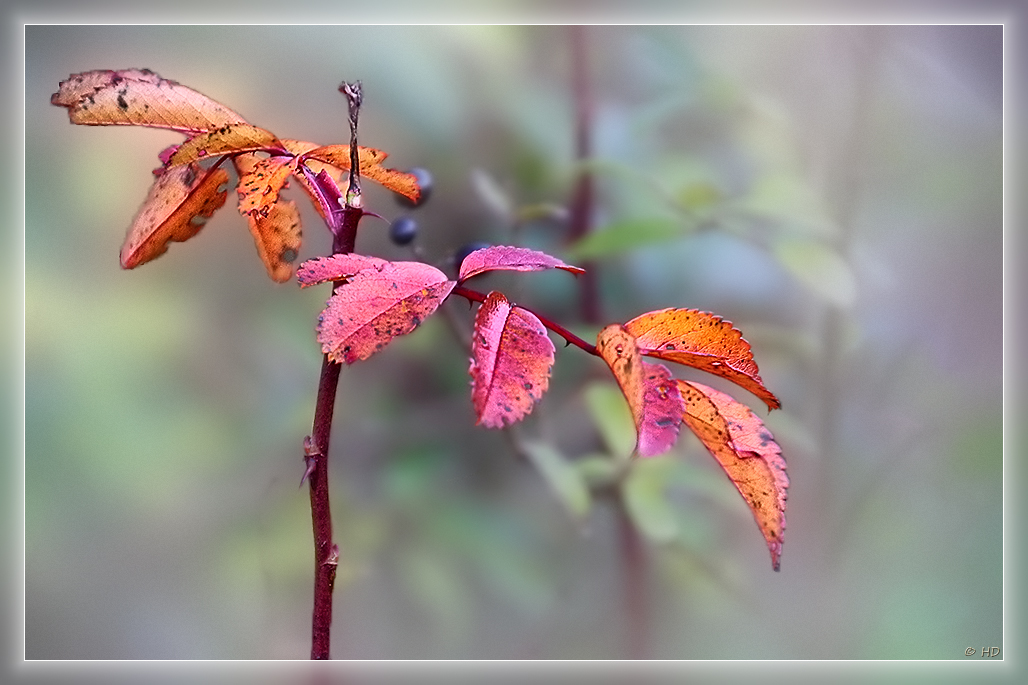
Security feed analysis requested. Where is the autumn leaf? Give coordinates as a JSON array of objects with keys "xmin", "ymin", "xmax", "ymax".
[
  {"xmin": 470, "ymin": 291, "xmax": 555, "ymax": 428},
  {"xmin": 301, "ymin": 144, "xmax": 420, "ymax": 203},
  {"xmin": 167, "ymin": 124, "xmax": 284, "ymax": 167},
  {"xmin": 51, "ymin": 69, "xmax": 247, "ymax": 133},
  {"xmin": 457, "ymin": 245, "xmax": 586, "ymax": 284},
  {"xmin": 596, "ymin": 324, "xmax": 684, "ymax": 458},
  {"xmin": 296, "ymin": 253, "xmax": 391, "ymax": 287},
  {"xmin": 244, "ymin": 199, "xmax": 302, "ymax": 283},
  {"xmin": 120, "ymin": 162, "xmax": 230, "ymax": 270},
  {"xmin": 624, "ymin": 308, "xmax": 781, "ymax": 411},
  {"xmin": 315, "ymin": 261, "xmax": 455, "ymax": 364},
  {"xmin": 677, "ymin": 380, "xmax": 788, "ymax": 571},
  {"xmin": 234, "ymin": 154, "xmax": 299, "ymax": 219}
]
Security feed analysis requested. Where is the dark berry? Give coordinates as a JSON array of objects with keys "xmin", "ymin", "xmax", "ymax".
[
  {"xmin": 453, "ymin": 241, "xmax": 492, "ymax": 269},
  {"xmin": 397, "ymin": 167, "xmax": 433, "ymax": 208},
  {"xmin": 389, "ymin": 216, "xmax": 418, "ymax": 246}
]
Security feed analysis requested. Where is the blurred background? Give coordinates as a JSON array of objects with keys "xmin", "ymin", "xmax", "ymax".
[{"xmin": 24, "ymin": 25, "xmax": 1002, "ymax": 660}]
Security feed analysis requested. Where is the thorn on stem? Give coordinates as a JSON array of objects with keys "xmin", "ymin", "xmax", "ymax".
[{"xmin": 300, "ymin": 435, "xmax": 320, "ymax": 487}]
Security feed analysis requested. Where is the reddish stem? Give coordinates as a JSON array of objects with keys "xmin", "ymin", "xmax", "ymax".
[
  {"xmin": 451, "ymin": 284, "xmax": 598, "ymax": 356},
  {"xmin": 616, "ymin": 491, "xmax": 650, "ymax": 659},
  {"xmin": 567, "ymin": 25, "xmax": 601, "ymax": 325},
  {"xmin": 307, "ymin": 82, "xmax": 365, "ymax": 661},
  {"xmin": 307, "ymin": 213, "xmax": 361, "ymax": 661}
]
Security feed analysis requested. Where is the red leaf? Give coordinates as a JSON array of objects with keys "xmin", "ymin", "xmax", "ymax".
[
  {"xmin": 296, "ymin": 254, "xmax": 390, "ymax": 288},
  {"xmin": 51, "ymin": 69, "xmax": 247, "ymax": 133},
  {"xmin": 168, "ymin": 124, "xmax": 283, "ymax": 166},
  {"xmin": 457, "ymin": 246, "xmax": 586, "ymax": 284},
  {"xmin": 120, "ymin": 162, "xmax": 229, "ymax": 269},
  {"xmin": 469, "ymin": 291, "xmax": 555, "ymax": 428},
  {"xmin": 677, "ymin": 380, "xmax": 788, "ymax": 571},
  {"xmin": 596, "ymin": 325, "xmax": 685, "ymax": 458},
  {"xmin": 624, "ymin": 308, "xmax": 781, "ymax": 411},
  {"xmin": 316, "ymin": 261, "xmax": 455, "ymax": 364}
]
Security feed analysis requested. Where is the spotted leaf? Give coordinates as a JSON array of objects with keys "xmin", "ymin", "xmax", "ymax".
[
  {"xmin": 51, "ymin": 68, "xmax": 247, "ymax": 133},
  {"xmin": 296, "ymin": 253, "xmax": 390, "ymax": 288},
  {"xmin": 167, "ymin": 124, "xmax": 284, "ymax": 167},
  {"xmin": 301, "ymin": 144, "xmax": 420, "ymax": 203},
  {"xmin": 120, "ymin": 163, "xmax": 229, "ymax": 270},
  {"xmin": 678, "ymin": 380, "xmax": 789, "ymax": 571},
  {"xmin": 624, "ymin": 308, "xmax": 780, "ymax": 410},
  {"xmin": 596, "ymin": 324, "xmax": 684, "ymax": 458},
  {"xmin": 470, "ymin": 291, "xmax": 555, "ymax": 428},
  {"xmin": 316, "ymin": 261, "xmax": 455, "ymax": 364}
]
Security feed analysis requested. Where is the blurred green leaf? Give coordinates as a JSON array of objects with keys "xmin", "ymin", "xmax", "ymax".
[
  {"xmin": 738, "ymin": 171, "xmax": 839, "ymax": 238},
  {"xmin": 566, "ymin": 218, "xmax": 683, "ymax": 261},
  {"xmin": 471, "ymin": 167, "xmax": 514, "ymax": 222},
  {"xmin": 622, "ymin": 456, "xmax": 679, "ymax": 543},
  {"xmin": 583, "ymin": 382, "xmax": 636, "ymax": 458},
  {"xmin": 773, "ymin": 236, "xmax": 857, "ymax": 308},
  {"xmin": 520, "ymin": 440, "xmax": 591, "ymax": 519},
  {"xmin": 676, "ymin": 182, "xmax": 723, "ymax": 212},
  {"xmin": 396, "ymin": 544, "xmax": 470, "ymax": 641},
  {"xmin": 574, "ymin": 454, "xmax": 622, "ymax": 488}
]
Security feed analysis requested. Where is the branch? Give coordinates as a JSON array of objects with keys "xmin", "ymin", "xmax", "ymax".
[
  {"xmin": 567, "ymin": 25, "xmax": 601, "ymax": 325},
  {"xmin": 306, "ymin": 80, "xmax": 365, "ymax": 661},
  {"xmin": 451, "ymin": 285, "xmax": 598, "ymax": 356}
]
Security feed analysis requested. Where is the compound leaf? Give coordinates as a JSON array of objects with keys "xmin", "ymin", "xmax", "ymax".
[
  {"xmin": 678, "ymin": 380, "xmax": 789, "ymax": 571},
  {"xmin": 469, "ymin": 291, "xmax": 554, "ymax": 428},
  {"xmin": 624, "ymin": 308, "xmax": 781, "ymax": 411}
]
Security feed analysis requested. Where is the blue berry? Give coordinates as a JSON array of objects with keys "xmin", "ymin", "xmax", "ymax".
[{"xmin": 389, "ymin": 216, "xmax": 418, "ymax": 246}]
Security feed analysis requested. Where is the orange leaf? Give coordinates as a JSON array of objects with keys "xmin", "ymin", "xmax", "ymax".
[
  {"xmin": 624, "ymin": 308, "xmax": 781, "ymax": 411},
  {"xmin": 470, "ymin": 292, "xmax": 555, "ymax": 428},
  {"xmin": 596, "ymin": 324, "xmax": 684, "ymax": 458},
  {"xmin": 51, "ymin": 69, "xmax": 247, "ymax": 133},
  {"xmin": 168, "ymin": 124, "xmax": 283, "ymax": 166},
  {"xmin": 244, "ymin": 199, "xmax": 302, "ymax": 283},
  {"xmin": 301, "ymin": 145, "xmax": 419, "ymax": 203},
  {"xmin": 120, "ymin": 163, "xmax": 229, "ymax": 270},
  {"xmin": 316, "ymin": 261, "xmax": 455, "ymax": 364},
  {"xmin": 677, "ymin": 380, "xmax": 788, "ymax": 571},
  {"xmin": 234, "ymin": 154, "xmax": 298, "ymax": 219}
]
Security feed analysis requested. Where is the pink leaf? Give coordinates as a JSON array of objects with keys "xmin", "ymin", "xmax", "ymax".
[
  {"xmin": 596, "ymin": 324, "xmax": 685, "ymax": 457},
  {"xmin": 316, "ymin": 261, "xmax": 455, "ymax": 364},
  {"xmin": 297, "ymin": 254, "xmax": 390, "ymax": 288},
  {"xmin": 469, "ymin": 291, "xmax": 555, "ymax": 428},
  {"xmin": 457, "ymin": 245, "xmax": 585, "ymax": 284}
]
